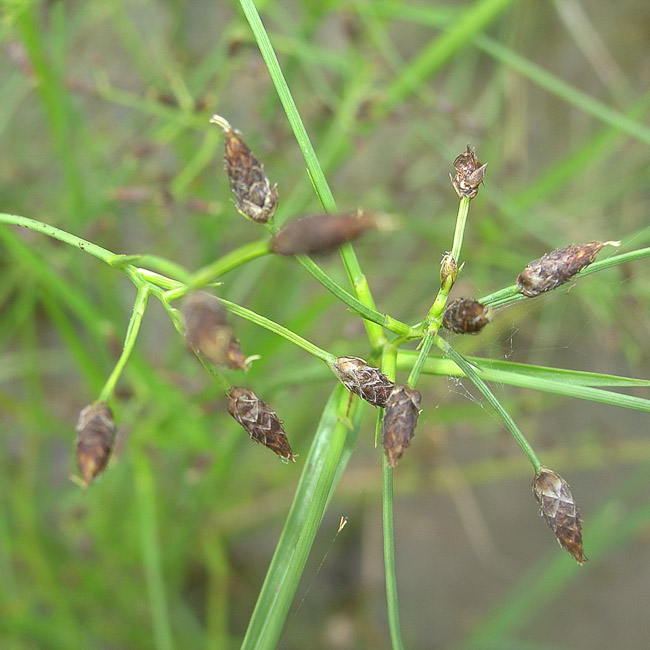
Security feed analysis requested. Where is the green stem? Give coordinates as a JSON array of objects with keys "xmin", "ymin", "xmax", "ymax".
[
  {"xmin": 407, "ymin": 332, "xmax": 435, "ymax": 387},
  {"xmin": 411, "ymin": 196, "xmax": 473, "ymax": 385},
  {"xmin": 296, "ymin": 256, "xmax": 416, "ymax": 338},
  {"xmin": 99, "ymin": 284, "xmax": 150, "ymax": 402},
  {"xmin": 478, "ymin": 285, "xmax": 521, "ymax": 308},
  {"xmin": 434, "ymin": 336, "xmax": 542, "ymax": 473},
  {"xmin": 237, "ymin": 0, "xmax": 385, "ymax": 348},
  {"xmin": 217, "ymin": 297, "xmax": 334, "ymax": 363},
  {"xmin": 241, "ymin": 385, "xmax": 365, "ymax": 649},
  {"xmin": 379, "ymin": 346, "xmax": 405, "ymax": 650},
  {"xmin": 164, "ymin": 238, "xmax": 271, "ymax": 301},
  {"xmin": 0, "ymin": 213, "xmax": 116, "ymax": 265},
  {"xmin": 449, "ymin": 196, "xmax": 470, "ymax": 263},
  {"xmin": 480, "ymin": 246, "xmax": 650, "ymax": 308}
]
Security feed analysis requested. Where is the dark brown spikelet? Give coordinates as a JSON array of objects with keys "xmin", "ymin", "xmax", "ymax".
[
  {"xmin": 333, "ymin": 356, "xmax": 395, "ymax": 407},
  {"xmin": 270, "ymin": 210, "xmax": 377, "ymax": 256},
  {"xmin": 517, "ymin": 240, "xmax": 619, "ymax": 297},
  {"xmin": 227, "ymin": 387, "xmax": 295, "ymax": 462},
  {"xmin": 450, "ymin": 145, "xmax": 487, "ymax": 199},
  {"xmin": 442, "ymin": 297, "xmax": 491, "ymax": 334},
  {"xmin": 210, "ymin": 114, "xmax": 278, "ymax": 224},
  {"xmin": 182, "ymin": 292, "xmax": 248, "ymax": 370},
  {"xmin": 75, "ymin": 401, "xmax": 117, "ymax": 487},
  {"xmin": 382, "ymin": 385, "xmax": 422, "ymax": 468},
  {"xmin": 532, "ymin": 467, "xmax": 588, "ymax": 564}
]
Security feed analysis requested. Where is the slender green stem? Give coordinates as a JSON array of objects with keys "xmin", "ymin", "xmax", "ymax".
[
  {"xmin": 411, "ymin": 196, "xmax": 473, "ymax": 385},
  {"xmin": 449, "ymin": 196, "xmax": 470, "ymax": 264},
  {"xmin": 164, "ymin": 238, "xmax": 271, "ymax": 301},
  {"xmin": 0, "ymin": 213, "xmax": 116, "ymax": 264},
  {"xmin": 99, "ymin": 284, "xmax": 150, "ymax": 402},
  {"xmin": 480, "ymin": 245, "xmax": 650, "ymax": 308},
  {"xmin": 136, "ymin": 269, "xmax": 186, "ymax": 291},
  {"xmin": 237, "ymin": 0, "xmax": 385, "ymax": 348},
  {"xmin": 379, "ymin": 346, "xmax": 405, "ymax": 650},
  {"xmin": 579, "ymin": 245, "xmax": 650, "ymax": 277},
  {"xmin": 296, "ymin": 256, "xmax": 416, "ymax": 338},
  {"xmin": 217, "ymin": 297, "xmax": 334, "ymax": 363},
  {"xmin": 478, "ymin": 285, "xmax": 521, "ymax": 307},
  {"xmin": 434, "ymin": 336, "xmax": 542, "ymax": 473},
  {"xmin": 407, "ymin": 332, "xmax": 435, "ymax": 387},
  {"xmin": 241, "ymin": 386, "xmax": 365, "ymax": 649}
]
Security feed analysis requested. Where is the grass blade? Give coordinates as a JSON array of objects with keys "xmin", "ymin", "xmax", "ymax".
[{"xmin": 241, "ymin": 385, "xmax": 365, "ymax": 650}]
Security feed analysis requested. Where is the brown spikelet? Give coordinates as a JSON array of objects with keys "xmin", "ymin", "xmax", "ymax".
[
  {"xmin": 210, "ymin": 114, "xmax": 278, "ymax": 224},
  {"xmin": 270, "ymin": 210, "xmax": 377, "ymax": 256},
  {"xmin": 75, "ymin": 401, "xmax": 116, "ymax": 487},
  {"xmin": 532, "ymin": 467, "xmax": 588, "ymax": 564},
  {"xmin": 382, "ymin": 385, "xmax": 422, "ymax": 468},
  {"xmin": 227, "ymin": 387, "xmax": 295, "ymax": 462},
  {"xmin": 517, "ymin": 240, "xmax": 619, "ymax": 297},
  {"xmin": 442, "ymin": 297, "xmax": 491, "ymax": 334},
  {"xmin": 182, "ymin": 292, "xmax": 248, "ymax": 370},
  {"xmin": 333, "ymin": 357, "xmax": 395, "ymax": 407},
  {"xmin": 450, "ymin": 145, "xmax": 487, "ymax": 199}
]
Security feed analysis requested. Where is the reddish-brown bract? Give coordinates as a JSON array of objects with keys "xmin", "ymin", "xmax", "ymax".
[
  {"xmin": 270, "ymin": 210, "xmax": 377, "ymax": 256},
  {"xmin": 382, "ymin": 385, "xmax": 422, "ymax": 467},
  {"xmin": 75, "ymin": 401, "xmax": 116, "ymax": 487},
  {"xmin": 442, "ymin": 297, "xmax": 490, "ymax": 334},
  {"xmin": 227, "ymin": 387, "xmax": 295, "ymax": 462},
  {"xmin": 517, "ymin": 241, "xmax": 610, "ymax": 297},
  {"xmin": 212, "ymin": 115, "xmax": 278, "ymax": 224},
  {"xmin": 532, "ymin": 467, "xmax": 588, "ymax": 564},
  {"xmin": 182, "ymin": 292, "xmax": 248, "ymax": 370},
  {"xmin": 333, "ymin": 356, "xmax": 395, "ymax": 408}
]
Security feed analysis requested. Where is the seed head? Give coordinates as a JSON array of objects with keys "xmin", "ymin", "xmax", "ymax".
[
  {"xmin": 270, "ymin": 210, "xmax": 377, "ymax": 256},
  {"xmin": 442, "ymin": 297, "xmax": 491, "ymax": 334},
  {"xmin": 227, "ymin": 387, "xmax": 295, "ymax": 462},
  {"xmin": 182, "ymin": 292, "xmax": 248, "ymax": 370},
  {"xmin": 333, "ymin": 356, "xmax": 395, "ymax": 407},
  {"xmin": 532, "ymin": 467, "xmax": 588, "ymax": 564},
  {"xmin": 517, "ymin": 240, "xmax": 619, "ymax": 297},
  {"xmin": 450, "ymin": 145, "xmax": 487, "ymax": 199},
  {"xmin": 75, "ymin": 401, "xmax": 117, "ymax": 487},
  {"xmin": 211, "ymin": 114, "xmax": 278, "ymax": 224},
  {"xmin": 382, "ymin": 385, "xmax": 422, "ymax": 468}
]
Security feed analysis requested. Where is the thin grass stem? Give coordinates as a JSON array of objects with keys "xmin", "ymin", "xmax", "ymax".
[
  {"xmin": 380, "ymin": 346, "xmax": 406, "ymax": 649},
  {"xmin": 99, "ymin": 284, "xmax": 150, "ymax": 402},
  {"xmin": 435, "ymin": 336, "xmax": 542, "ymax": 473}
]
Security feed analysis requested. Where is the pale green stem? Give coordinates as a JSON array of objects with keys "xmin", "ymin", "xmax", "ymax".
[
  {"xmin": 163, "ymin": 238, "xmax": 271, "ymax": 301},
  {"xmin": 411, "ymin": 196, "xmax": 472, "ymax": 385},
  {"xmin": 217, "ymin": 297, "xmax": 334, "ymax": 364},
  {"xmin": 449, "ymin": 196, "xmax": 470, "ymax": 264},
  {"xmin": 480, "ymin": 245, "xmax": 650, "ymax": 308},
  {"xmin": 434, "ymin": 335, "xmax": 542, "ymax": 473},
  {"xmin": 379, "ymin": 346, "xmax": 405, "ymax": 650},
  {"xmin": 99, "ymin": 284, "xmax": 150, "ymax": 402},
  {"xmin": 296, "ymin": 255, "xmax": 417, "ymax": 338},
  {"xmin": 0, "ymin": 213, "xmax": 116, "ymax": 264},
  {"xmin": 237, "ymin": 0, "xmax": 385, "ymax": 348}
]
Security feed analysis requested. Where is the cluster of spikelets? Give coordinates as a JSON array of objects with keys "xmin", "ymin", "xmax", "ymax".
[{"xmin": 72, "ymin": 116, "xmax": 613, "ymax": 564}]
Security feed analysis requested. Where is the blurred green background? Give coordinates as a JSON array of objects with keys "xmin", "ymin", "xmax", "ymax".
[{"xmin": 1, "ymin": 0, "xmax": 650, "ymax": 648}]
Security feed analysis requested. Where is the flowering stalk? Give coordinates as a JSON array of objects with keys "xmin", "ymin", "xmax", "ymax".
[
  {"xmin": 435, "ymin": 335, "xmax": 542, "ymax": 474},
  {"xmin": 99, "ymin": 283, "xmax": 150, "ymax": 402}
]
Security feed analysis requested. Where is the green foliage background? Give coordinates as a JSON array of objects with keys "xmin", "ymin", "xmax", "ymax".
[{"xmin": 1, "ymin": 0, "xmax": 650, "ymax": 648}]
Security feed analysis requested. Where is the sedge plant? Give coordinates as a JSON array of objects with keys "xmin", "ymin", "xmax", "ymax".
[{"xmin": 3, "ymin": 1, "xmax": 650, "ymax": 649}]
